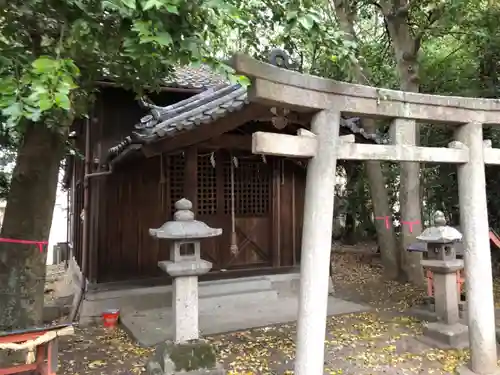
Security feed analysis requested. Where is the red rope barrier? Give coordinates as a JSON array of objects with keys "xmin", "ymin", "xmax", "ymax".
[{"xmin": 0, "ymin": 238, "xmax": 48, "ymax": 253}]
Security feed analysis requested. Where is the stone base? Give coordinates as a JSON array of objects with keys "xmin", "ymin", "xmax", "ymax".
[
  {"xmin": 422, "ymin": 322, "xmax": 469, "ymax": 349},
  {"xmin": 457, "ymin": 364, "xmax": 500, "ymax": 375},
  {"xmin": 408, "ymin": 301, "xmax": 467, "ymax": 322},
  {"xmin": 147, "ymin": 340, "xmax": 225, "ymax": 375},
  {"xmin": 408, "ymin": 306, "xmax": 438, "ymax": 322}
]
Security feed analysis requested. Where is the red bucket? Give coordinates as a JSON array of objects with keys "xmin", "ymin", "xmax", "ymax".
[{"xmin": 102, "ymin": 309, "xmax": 120, "ymax": 328}]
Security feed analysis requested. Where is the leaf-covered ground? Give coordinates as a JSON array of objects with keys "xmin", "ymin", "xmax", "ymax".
[
  {"xmin": 57, "ymin": 312, "xmax": 470, "ymax": 375},
  {"xmin": 49, "ymin": 246, "xmax": 500, "ymax": 374}
]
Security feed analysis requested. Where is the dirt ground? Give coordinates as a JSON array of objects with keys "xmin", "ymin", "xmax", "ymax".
[
  {"xmin": 7, "ymin": 245, "xmax": 498, "ymax": 374},
  {"xmin": 57, "ymin": 310, "xmax": 469, "ymax": 375}
]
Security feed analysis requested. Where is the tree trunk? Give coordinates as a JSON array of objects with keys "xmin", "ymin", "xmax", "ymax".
[
  {"xmin": 381, "ymin": 0, "xmax": 424, "ymax": 285},
  {"xmin": 0, "ymin": 122, "xmax": 67, "ymax": 330},
  {"xmin": 333, "ymin": 1, "xmax": 400, "ymax": 279},
  {"xmin": 364, "ymin": 154, "xmax": 400, "ymax": 278},
  {"xmin": 343, "ymin": 162, "xmax": 359, "ymax": 245}
]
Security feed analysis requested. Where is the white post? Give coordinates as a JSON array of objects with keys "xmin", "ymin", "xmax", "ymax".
[
  {"xmin": 294, "ymin": 110, "xmax": 340, "ymax": 375},
  {"xmin": 456, "ymin": 122, "xmax": 498, "ymax": 374}
]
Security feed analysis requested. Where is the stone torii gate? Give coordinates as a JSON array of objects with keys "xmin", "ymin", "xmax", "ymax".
[{"xmin": 231, "ymin": 53, "xmax": 500, "ymax": 375}]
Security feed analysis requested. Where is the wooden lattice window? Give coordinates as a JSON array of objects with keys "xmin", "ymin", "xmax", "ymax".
[
  {"xmin": 197, "ymin": 155, "xmax": 217, "ymax": 215},
  {"xmin": 169, "ymin": 154, "xmax": 184, "ymax": 215},
  {"xmin": 224, "ymin": 157, "xmax": 270, "ymax": 216}
]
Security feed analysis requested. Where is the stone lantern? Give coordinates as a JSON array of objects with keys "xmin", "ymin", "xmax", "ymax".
[
  {"xmin": 417, "ymin": 210, "xmax": 468, "ymax": 348},
  {"xmin": 149, "ymin": 198, "xmax": 222, "ymax": 343}
]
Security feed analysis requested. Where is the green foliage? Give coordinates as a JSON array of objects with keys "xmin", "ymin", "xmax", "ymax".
[
  {"xmin": 0, "ymin": 57, "xmax": 79, "ymax": 129},
  {"xmin": 3, "ymin": 0, "xmax": 500, "ymax": 234},
  {"xmin": 0, "ymin": 0, "xmax": 247, "ymax": 131}
]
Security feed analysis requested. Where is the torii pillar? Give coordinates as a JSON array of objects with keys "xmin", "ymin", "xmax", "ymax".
[
  {"xmin": 251, "ymin": 110, "xmax": 341, "ymax": 375},
  {"xmin": 456, "ymin": 122, "xmax": 499, "ymax": 375}
]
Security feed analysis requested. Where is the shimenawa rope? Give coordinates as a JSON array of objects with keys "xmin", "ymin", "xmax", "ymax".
[{"xmin": 0, "ymin": 325, "xmax": 74, "ymax": 364}]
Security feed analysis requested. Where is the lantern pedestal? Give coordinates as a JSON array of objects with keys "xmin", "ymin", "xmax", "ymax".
[
  {"xmin": 158, "ymin": 260, "xmax": 212, "ymax": 343},
  {"xmin": 147, "ymin": 340, "xmax": 224, "ymax": 375},
  {"xmin": 147, "ymin": 198, "xmax": 224, "ymax": 375},
  {"xmin": 414, "ymin": 211, "xmax": 468, "ymax": 348},
  {"xmin": 421, "ymin": 260, "xmax": 468, "ymax": 348}
]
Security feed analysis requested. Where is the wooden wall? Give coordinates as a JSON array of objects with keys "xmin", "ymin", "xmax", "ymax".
[
  {"xmin": 69, "ymin": 87, "xmax": 306, "ymax": 283},
  {"xmin": 94, "ymin": 151, "xmax": 305, "ymax": 282},
  {"xmin": 68, "ymin": 87, "xmax": 190, "ymax": 277}
]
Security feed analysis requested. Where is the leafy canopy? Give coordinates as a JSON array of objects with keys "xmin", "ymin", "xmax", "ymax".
[{"xmin": 0, "ymin": 0, "xmax": 248, "ymax": 131}]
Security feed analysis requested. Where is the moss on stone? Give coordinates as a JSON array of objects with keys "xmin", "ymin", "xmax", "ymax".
[{"xmin": 166, "ymin": 340, "xmax": 217, "ymax": 371}]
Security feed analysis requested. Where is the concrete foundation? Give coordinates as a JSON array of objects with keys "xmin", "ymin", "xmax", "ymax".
[
  {"xmin": 75, "ymin": 273, "xmax": 296, "ymax": 325},
  {"xmin": 121, "ymin": 294, "xmax": 368, "ymax": 347},
  {"xmin": 78, "ymin": 270, "xmax": 367, "ymax": 347}
]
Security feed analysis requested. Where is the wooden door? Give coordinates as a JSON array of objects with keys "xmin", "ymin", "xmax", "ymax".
[
  {"xmin": 220, "ymin": 156, "xmax": 272, "ymax": 269},
  {"xmin": 169, "ymin": 151, "xmax": 273, "ymax": 272}
]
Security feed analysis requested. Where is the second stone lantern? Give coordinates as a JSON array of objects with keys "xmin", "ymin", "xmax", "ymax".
[
  {"xmin": 417, "ymin": 210, "xmax": 468, "ymax": 348},
  {"xmin": 149, "ymin": 198, "xmax": 223, "ymax": 343}
]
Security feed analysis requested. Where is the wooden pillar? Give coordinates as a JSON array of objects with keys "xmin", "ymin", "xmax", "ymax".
[
  {"xmin": 69, "ymin": 160, "xmax": 76, "ymax": 261},
  {"xmin": 87, "ymin": 178, "xmax": 99, "ymax": 283},
  {"xmin": 183, "ymin": 146, "xmax": 198, "ymax": 213},
  {"xmin": 272, "ymin": 158, "xmax": 281, "ymax": 267}
]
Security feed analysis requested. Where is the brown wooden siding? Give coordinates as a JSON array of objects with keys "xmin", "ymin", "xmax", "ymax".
[
  {"xmin": 95, "ymin": 151, "xmax": 303, "ymax": 282},
  {"xmin": 68, "ymin": 87, "xmax": 306, "ymax": 283}
]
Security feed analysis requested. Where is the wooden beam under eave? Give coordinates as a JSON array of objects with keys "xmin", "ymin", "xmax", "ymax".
[
  {"xmin": 199, "ymin": 134, "xmax": 252, "ymax": 151},
  {"xmin": 142, "ymin": 103, "xmax": 269, "ymax": 157}
]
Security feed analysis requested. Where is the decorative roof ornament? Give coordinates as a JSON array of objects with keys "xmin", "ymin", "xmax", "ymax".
[
  {"xmin": 268, "ymin": 49, "xmax": 296, "ymax": 70},
  {"xmin": 267, "ymin": 49, "xmax": 296, "ymax": 130}
]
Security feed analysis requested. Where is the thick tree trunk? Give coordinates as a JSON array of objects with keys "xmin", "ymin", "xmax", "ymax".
[
  {"xmin": 343, "ymin": 162, "xmax": 358, "ymax": 245},
  {"xmin": 381, "ymin": 0, "xmax": 424, "ymax": 285},
  {"xmin": 364, "ymin": 154, "xmax": 400, "ymax": 278},
  {"xmin": 0, "ymin": 122, "xmax": 67, "ymax": 330},
  {"xmin": 333, "ymin": 1, "xmax": 400, "ymax": 279}
]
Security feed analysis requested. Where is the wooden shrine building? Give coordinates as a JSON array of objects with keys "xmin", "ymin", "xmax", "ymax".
[{"xmin": 64, "ymin": 54, "xmax": 379, "ymax": 285}]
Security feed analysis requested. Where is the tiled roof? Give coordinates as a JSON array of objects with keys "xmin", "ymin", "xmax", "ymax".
[
  {"xmin": 98, "ymin": 64, "xmax": 229, "ymax": 91},
  {"xmin": 166, "ymin": 65, "xmax": 229, "ymax": 89},
  {"xmin": 136, "ymin": 84, "xmax": 248, "ymax": 140},
  {"xmin": 106, "ymin": 84, "xmax": 381, "ymax": 161}
]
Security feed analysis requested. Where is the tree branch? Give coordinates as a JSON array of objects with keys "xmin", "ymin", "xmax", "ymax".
[
  {"xmin": 331, "ymin": 0, "xmax": 371, "ymax": 85},
  {"xmin": 412, "ymin": 3, "xmax": 445, "ymax": 54}
]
